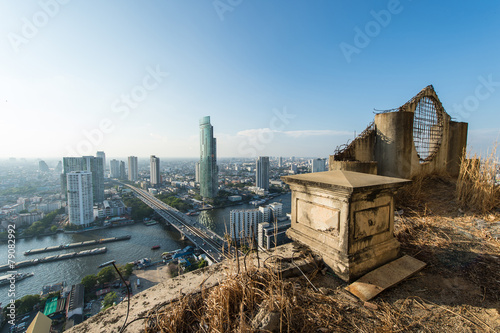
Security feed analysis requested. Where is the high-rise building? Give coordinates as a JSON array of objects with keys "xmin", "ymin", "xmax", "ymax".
[
  {"xmin": 256, "ymin": 156, "xmax": 269, "ymax": 191},
  {"xmin": 229, "ymin": 209, "xmax": 261, "ymax": 240},
  {"xmin": 150, "ymin": 155, "xmax": 160, "ymax": 186},
  {"xmin": 199, "ymin": 116, "xmax": 218, "ymax": 198},
  {"xmin": 311, "ymin": 158, "xmax": 326, "ymax": 173},
  {"xmin": 229, "ymin": 203, "xmax": 283, "ymax": 241},
  {"xmin": 38, "ymin": 160, "xmax": 49, "ymax": 172},
  {"xmin": 96, "ymin": 151, "xmax": 106, "ymax": 171},
  {"xmin": 259, "ymin": 206, "xmax": 270, "ymax": 223},
  {"xmin": 269, "ymin": 202, "xmax": 283, "ymax": 221},
  {"xmin": 62, "ymin": 156, "xmax": 104, "ymax": 203},
  {"xmin": 257, "ymin": 220, "xmax": 291, "ymax": 250},
  {"xmin": 128, "ymin": 156, "xmax": 138, "ymax": 181},
  {"xmin": 55, "ymin": 161, "xmax": 62, "ymax": 173},
  {"xmin": 119, "ymin": 161, "xmax": 126, "ymax": 180},
  {"xmin": 83, "ymin": 156, "xmax": 105, "ymax": 203},
  {"xmin": 278, "ymin": 156, "xmax": 283, "ymax": 168},
  {"xmin": 110, "ymin": 159, "xmax": 120, "ymax": 178},
  {"xmin": 67, "ymin": 171, "xmax": 93, "ymax": 227},
  {"xmin": 63, "ymin": 157, "xmax": 85, "ymax": 175},
  {"xmin": 195, "ymin": 162, "xmax": 200, "ymax": 183}
]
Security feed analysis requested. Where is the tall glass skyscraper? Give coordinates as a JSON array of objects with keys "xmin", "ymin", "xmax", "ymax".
[
  {"xmin": 199, "ymin": 116, "xmax": 218, "ymax": 199},
  {"xmin": 128, "ymin": 156, "xmax": 138, "ymax": 181},
  {"xmin": 150, "ymin": 155, "xmax": 161, "ymax": 186},
  {"xmin": 256, "ymin": 156, "xmax": 269, "ymax": 190},
  {"xmin": 110, "ymin": 159, "xmax": 120, "ymax": 178},
  {"xmin": 96, "ymin": 151, "xmax": 106, "ymax": 171}
]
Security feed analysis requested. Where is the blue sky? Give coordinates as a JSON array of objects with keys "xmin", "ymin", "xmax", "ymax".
[{"xmin": 0, "ymin": 0, "xmax": 499, "ymax": 159}]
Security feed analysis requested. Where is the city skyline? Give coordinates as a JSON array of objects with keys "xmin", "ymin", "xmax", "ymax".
[{"xmin": 1, "ymin": 2, "xmax": 499, "ymax": 159}]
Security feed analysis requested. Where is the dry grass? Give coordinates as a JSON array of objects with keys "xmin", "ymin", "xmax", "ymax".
[
  {"xmin": 456, "ymin": 146, "xmax": 500, "ymax": 213},
  {"xmin": 143, "ymin": 265, "xmax": 349, "ymax": 332}
]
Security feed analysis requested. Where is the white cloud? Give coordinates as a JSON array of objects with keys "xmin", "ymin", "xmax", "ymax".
[
  {"xmin": 282, "ymin": 129, "xmax": 352, "ymax": 138},
  {"xmin": 235, "ymin": 128, "xmax": 351, "ymax": 138}
]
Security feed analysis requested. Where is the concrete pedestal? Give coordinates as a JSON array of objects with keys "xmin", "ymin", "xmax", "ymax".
[{"xmin": 282, "ymin": 170, "xmax": 410, "ymax": 282}]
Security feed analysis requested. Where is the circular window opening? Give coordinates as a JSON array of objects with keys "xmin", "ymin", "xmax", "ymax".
[{"xmin": 412, "ymin": 96, "xmax": 443, "ymax": 163}]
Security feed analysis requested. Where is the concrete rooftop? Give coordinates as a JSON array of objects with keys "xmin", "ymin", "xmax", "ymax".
[{"xmin": 282, "ymin": 170, "xmax": 411, "ymax": 191}]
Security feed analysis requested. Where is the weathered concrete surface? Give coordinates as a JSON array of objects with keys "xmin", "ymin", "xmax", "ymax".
[
  {"xmin": 282, "ymin": 170, "xmax": 410, "ymax": 282},
  {"xmin": 331, "ymin": 85, "xmax": 468, "ymax": 179},
  {"xmin": 329, "ymin": 160, "xmax": 378, "ymax": 175}
]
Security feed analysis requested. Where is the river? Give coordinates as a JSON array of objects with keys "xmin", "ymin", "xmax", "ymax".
[{"xmin": 0, "ymin": 193, "xmax": 291, "ymax": 306}]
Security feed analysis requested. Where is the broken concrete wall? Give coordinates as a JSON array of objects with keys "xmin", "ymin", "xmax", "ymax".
[
  {"xmin": 447, "ymin": 121, "xmax": 469, "ymax": 176},
  {"xmin": 373, "ymin": 111, "xmax": 414, "ymax": 178},
  {"xmin": 331, "ymin": 85, "xmax": 468, "ymax": 179}
]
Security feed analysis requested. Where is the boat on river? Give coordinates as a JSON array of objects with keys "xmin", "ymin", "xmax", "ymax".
[{"xmin": 0, "ymin": 272, "xmax": 34, "ymax": 286}]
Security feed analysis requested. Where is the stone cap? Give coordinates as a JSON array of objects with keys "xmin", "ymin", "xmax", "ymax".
[{"xmin": 281, "ymin": 170, "xmax": 410, "ymax": 192}]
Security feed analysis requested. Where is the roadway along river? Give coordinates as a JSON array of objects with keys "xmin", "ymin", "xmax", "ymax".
[{"xmin": 0, "ymin": 193, "xmax": 291, "ymax": 305}]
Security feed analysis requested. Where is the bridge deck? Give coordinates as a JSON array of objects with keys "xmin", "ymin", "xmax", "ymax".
[{"xmin": 121, "ymin": 183, "xmax": 226, "ymax": 263}]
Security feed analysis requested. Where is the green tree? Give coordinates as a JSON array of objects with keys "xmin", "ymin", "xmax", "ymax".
[
  {"xmin": 50, "ymin": 225, "xmax": 58, "ymax": 232},
  {"xmin": 197, "ymin": 259, "xmax": 208, "ymax": 269},
  {"xmin": 97, "ymin": 266, "xmax": 116, "ymax": 284},
  {"xmin": 122, "ymin": 197, "xmax": 154, "ymax": 220},
  {"xmin": 22, "ymin": 209, "xmax": 61, "ymax": 236},
  {"xmin": 81, "ymin": 274, "xmax": 98, "ymax": 290},
  {"xmin": 14, "ymin": 294, "xmax": 41, "ymax": 315},
  {"xmin": 157, "ymin": 194, "xmax": 193, "ymax": 212},
  {"xmin": 216, "ymin": 190, "xmax": 231, "ymax": 199},
  {"xmin": 118, "ymin": 263, "xmax": 134, "ymax": 279},
  {"xmin": 101, "ymin": 292, "xmax": 118, "ymax": 311}
]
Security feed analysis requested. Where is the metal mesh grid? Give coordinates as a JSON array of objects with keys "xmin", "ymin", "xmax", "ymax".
[{"xmin": 413, "ymin": 96, "xmax": 443, "ymax": 162}]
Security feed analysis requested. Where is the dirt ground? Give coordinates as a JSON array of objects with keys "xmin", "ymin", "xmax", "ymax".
[{"xmin": 129, "ymin": 263, "xmax": 179, "ymax": 295}]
